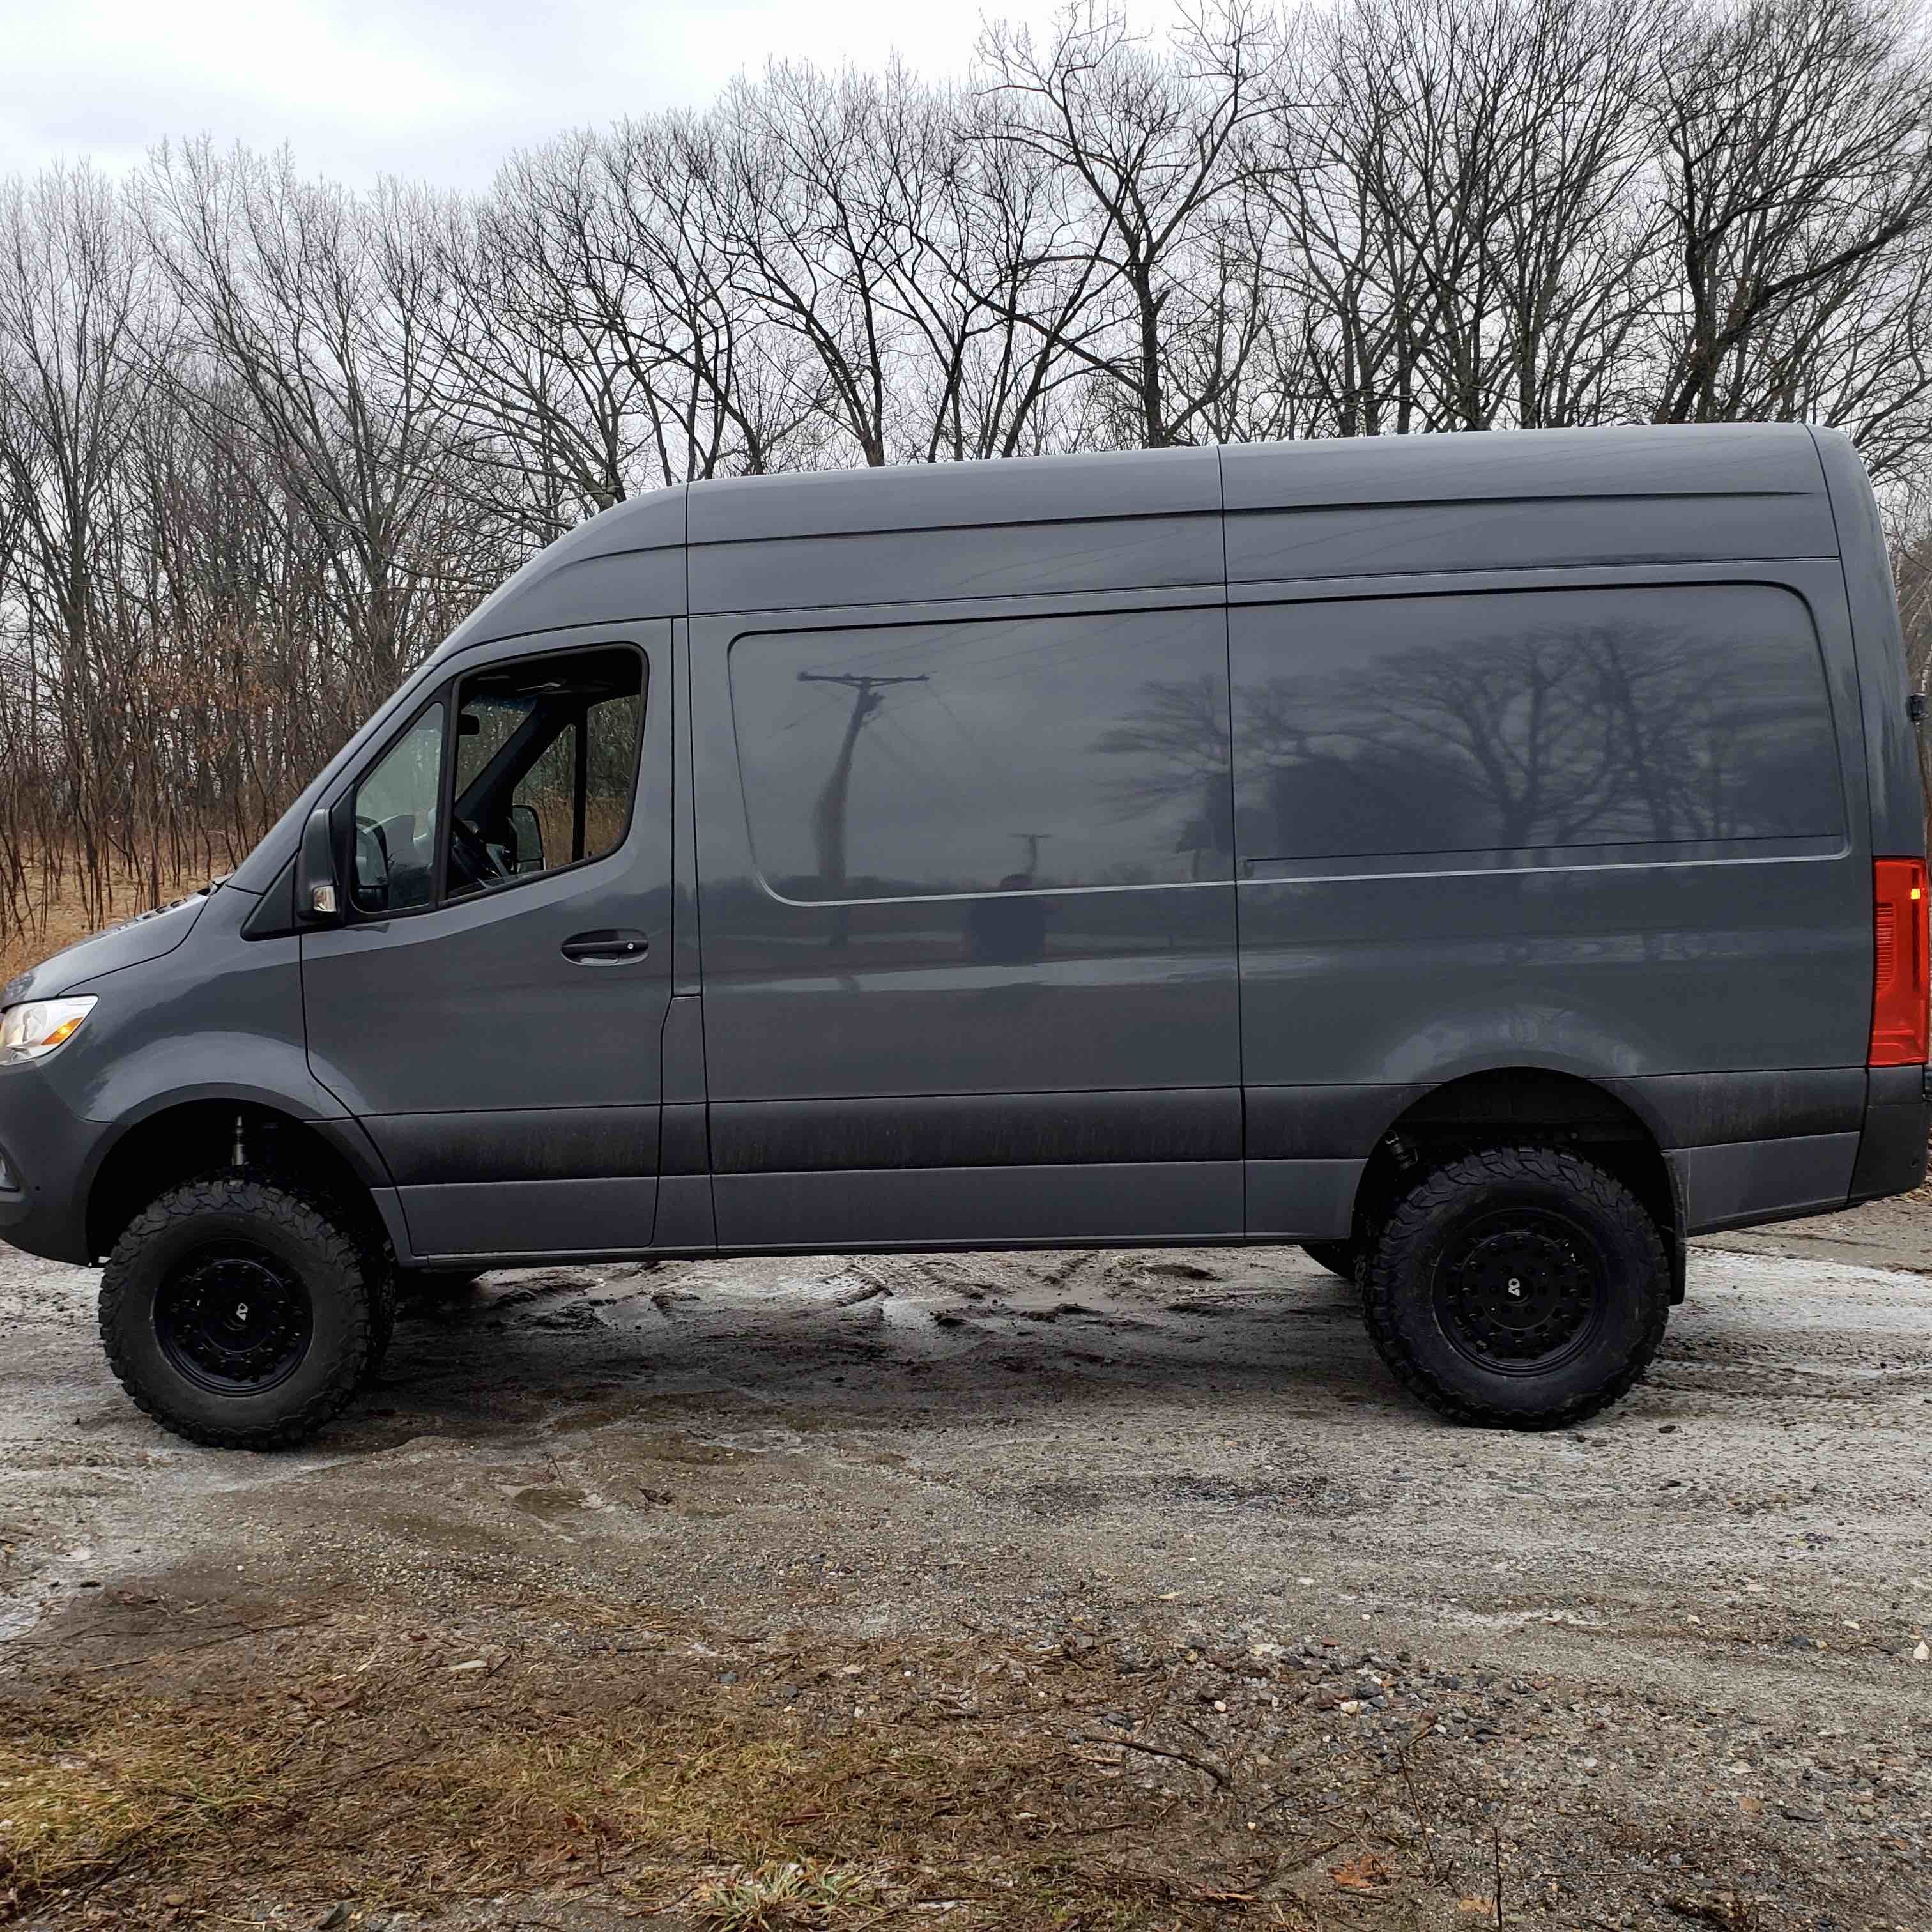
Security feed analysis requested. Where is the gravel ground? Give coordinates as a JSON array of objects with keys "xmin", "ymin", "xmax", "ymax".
[{"xmin": 2, "ymin": 1205, "xmax": 1929, "ymax": 1929}]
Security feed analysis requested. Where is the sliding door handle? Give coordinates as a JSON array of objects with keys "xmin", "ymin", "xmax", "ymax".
[{"xmin": 561, "ymin": 929, "xmax": 650, "ymax": 965}]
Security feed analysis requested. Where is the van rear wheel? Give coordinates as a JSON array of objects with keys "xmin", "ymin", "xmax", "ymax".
[
  {"xmin": 1360, "ymin": 1146, "xmax": 1668, "ymax": 1430},
  {"xmin": 100, "ymin": 1174, "xmax": 375, "ymax": 1449}
]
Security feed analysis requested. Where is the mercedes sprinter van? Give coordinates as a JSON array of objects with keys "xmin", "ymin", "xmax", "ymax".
[{"xmin": 1, "ymin": 424, "xmax": 1924, "ymax": 1446}]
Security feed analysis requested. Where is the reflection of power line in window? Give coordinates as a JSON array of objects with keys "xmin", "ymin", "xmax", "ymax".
[
  {"xmin": 864, "ymin": 689, "xmax": 990, "ymax": 799},
  {"xmin": 769, "ymin": 678, "xmax": 864, "ymax": 739},
  {"xmin": 870, "ymin": 714, "xmax": 982, "ymax": 819},
  {"xmin": 917, "ymin": 682, "xmax": 1009, "ymax": 781},
  {"xmin": 972, "ymin": 630, "xmax": 1160, "ymax": 689}
]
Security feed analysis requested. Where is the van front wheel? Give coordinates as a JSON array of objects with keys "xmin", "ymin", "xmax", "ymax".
[
  {"xmin": 100, "ymin": 1174, "xmax": 375, "ymax": 1449},
  {"xmin": 1361, "ymin": 1146, "xmax": 1669, "ymax": 1430}
]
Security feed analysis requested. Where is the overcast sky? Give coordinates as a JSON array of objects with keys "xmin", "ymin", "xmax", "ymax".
[{"xmin": 0, "ymin": 0, "xmax": 1166, "ymax": 192}]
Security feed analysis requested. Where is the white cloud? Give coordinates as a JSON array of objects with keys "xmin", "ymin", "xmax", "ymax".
[{"xmin": 0, "ymin": 0, "xmax": 1176, "ymax": 189}]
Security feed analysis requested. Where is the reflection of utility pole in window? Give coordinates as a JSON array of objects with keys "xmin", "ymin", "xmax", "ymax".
[
  {"xmin": 797, "ymin": 671, "xmax": 928, "ymax": 897},
  {"xmin": 965, "ymin": 831, "xmax": 1054, "ymax": 967},
  {"xmin": 1008, "ymin": 831, "xmax": 1051, "ymax": 885},
  {"xmin": 798, "ymin": 670, "xmax": 928, "ymax": 953}
]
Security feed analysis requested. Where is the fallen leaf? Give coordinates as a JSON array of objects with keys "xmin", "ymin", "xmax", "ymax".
[{"xmin": 1331, "ymin": 1851, "xmax": 1392, "ymax": 1891}]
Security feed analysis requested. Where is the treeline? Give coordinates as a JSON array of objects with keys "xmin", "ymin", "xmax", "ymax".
[{"xmin": 6, "ymin": 0, "xmax": 1932, "ymax": 953}]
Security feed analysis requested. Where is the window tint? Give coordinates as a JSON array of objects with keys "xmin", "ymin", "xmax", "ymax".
[
  {"xmin": 350, "ymin": 702, "xmax": 445, "ymax": 914},
  {"xmin": 1230, "ymin": 586, "xmax": 1843, "ymax": 861},
  {"xmin": 445, "ymin": 647, "xmax": 645, "ymax": 900},
  {"xmin": 729, "ymin": 610, "xmax": 1232, "ymax": 901}
]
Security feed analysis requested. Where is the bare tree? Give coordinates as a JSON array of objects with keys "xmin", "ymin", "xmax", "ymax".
[
  {"xmin": 1641, "ymin": 0, "xmax": 1932, "ymax": 438},
  {"xmin": 0, "ymin": 164, "xmax": 164, "ymax": 923},
  {"xmin": 976, "ymin": 1, "xmax": 1283, "ymax": 447},
  {"xmin": 142, "ymin": 142, "xmax": 481, "ymax": 709}
]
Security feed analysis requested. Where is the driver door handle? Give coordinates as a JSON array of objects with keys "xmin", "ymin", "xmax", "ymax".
[{"xmin": 561, "ymin": 928, "xmax": 650, "ymax": 965}]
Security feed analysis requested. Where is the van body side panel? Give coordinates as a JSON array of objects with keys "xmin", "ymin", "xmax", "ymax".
[
  {"xmin": 690, "ymin": 576, "xmax": 1244, "ymax": 1248},
  {"xmin": 1850, "ymin": 1064, "xmax": 1932, "ymax": 1202},
  {"xmin": 1225, "ymin": 494, "xmax": 1836, "ymax": 588},
  {"xmin": 691, "ymin": 519, "xmax": 1218, "ymax": 615},
  {"xmin": 1229, "ymin": 558, "xmax": 1872, "ymax": 1236},
  {"xmin": 688, "ymin": 447, "xmax": 1220, "ymax": 544},
  {"xmin": 1671, "ymin": 1137, "xmax": 1862, "ymax": 1234},
  {"xmin": 1810, "ymin": 427, "xmax": 1926, "ymax": 862},
  {"xmin": 1218, "ymin": 422, "xmax": 1828, "ymax": 515},
  {"xmin": 710, "ymin": 1162, "xmax": 1242, "ymax": 1250}
]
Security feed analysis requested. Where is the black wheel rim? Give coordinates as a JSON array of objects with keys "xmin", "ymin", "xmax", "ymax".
[
  {"xmin": 154, "ymin": 1245, "xmax": 313, "ymax": 1395},
  {"xmin": 1432, "ymin": 1208, "xmax": 1606, "ymax": 1375}
]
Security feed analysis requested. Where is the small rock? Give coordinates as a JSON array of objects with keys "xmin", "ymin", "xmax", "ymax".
[
  {"xmin": 1658, "ymin": 1423, "xmax": 1678, "ymax": 1434},
  {"xmin": 1915, "ymin": 1642, "xmax": 1929, "ymax": 1662},
  {"xmin": 315, "ymin": 1910, "xmax": 351, "ymax": 1932}
]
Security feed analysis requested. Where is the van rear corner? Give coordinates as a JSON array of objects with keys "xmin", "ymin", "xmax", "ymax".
[{"xmin": 1848, "ymin": 1064, "xmax": 1932, "ymax": 1209}]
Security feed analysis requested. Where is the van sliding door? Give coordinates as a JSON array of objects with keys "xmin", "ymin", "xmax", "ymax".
[{"xmin": 690, "ymin": 596, "xmax": 1243, "ymax": 1249}]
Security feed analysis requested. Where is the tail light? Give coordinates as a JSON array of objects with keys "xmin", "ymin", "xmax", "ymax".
[{"xmin": 1870, "ymin": 857, "xmax": 1929, "ymax": 1066}]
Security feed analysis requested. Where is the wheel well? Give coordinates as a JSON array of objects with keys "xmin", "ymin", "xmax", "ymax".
[
  {"xmin": 1351, "ymin": 1070, "xmax": 1683, "ymax": 1297},
  {"xmin": 86, "ymin": 1102, "xmax": 390, "ymax": 1266}
]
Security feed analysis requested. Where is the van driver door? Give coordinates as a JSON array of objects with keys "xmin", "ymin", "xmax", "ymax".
[{"xmin": 299, "ymin": 624, "xmax": 674, "ymax": 1261}]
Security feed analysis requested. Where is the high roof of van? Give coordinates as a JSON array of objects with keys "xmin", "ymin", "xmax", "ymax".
[{"xmin": 439, "ymin": 423, "xmax": 1837, "ymax": 654}]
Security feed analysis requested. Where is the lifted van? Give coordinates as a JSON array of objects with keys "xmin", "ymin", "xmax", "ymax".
[{"xmin": 2, "ymin": 425, "xmax": 1926, "ymax": 1446}]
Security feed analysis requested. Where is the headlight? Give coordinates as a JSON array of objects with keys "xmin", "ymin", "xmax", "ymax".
[{"xmin": 0, "ymin": 997, "xmax": 96, "ymax": 1063}]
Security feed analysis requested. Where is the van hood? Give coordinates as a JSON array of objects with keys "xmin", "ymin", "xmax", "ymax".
[{"xmin": 1, "ymin": 882, "xmax": 222, "ymax": 1006}]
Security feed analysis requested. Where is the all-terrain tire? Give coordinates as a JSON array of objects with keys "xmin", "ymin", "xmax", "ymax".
[
  {"xmin": 1300, "ymin": 1240, "xmax": 1360, "ymax": 1282},
  {"xmin": 363, "ymin": 1255, "xmax": 398, "ymax": 1382},
  {"xmin": 99, "ymin": 1172, "xmax": 376, "ymax": 1449},
  {"xmin": 1360, "ymin": 1145, "xmax": 1669, "ymax": 1430}
]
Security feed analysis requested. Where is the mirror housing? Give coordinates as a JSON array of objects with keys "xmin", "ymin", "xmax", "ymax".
[
  {"xmin": 509, "ymin": 802, "xmax": 546, "ymax": 875},
  {"xmin": 296, "ymin": 804, "xmax": 344, "ymax": 925}
]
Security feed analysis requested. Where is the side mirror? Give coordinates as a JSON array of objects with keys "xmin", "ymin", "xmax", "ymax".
[
  {"xmin": 509, "ymin": 802, "xmax": 545, "ymax": 875},
  {"xmin": 352, "ymin": 819, "xmax": 391, "ymax": 912},
  {"xmin": 296, "ymin": 804, "xmax": 344, "ymax": 925}
]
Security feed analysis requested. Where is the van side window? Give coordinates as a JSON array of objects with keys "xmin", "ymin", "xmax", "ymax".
[
  {"xmin": 349, "ymin": 702, "xmax": 445, "ymax": 914},
  {"xmin": 445, "ymin": 647, "xmax": 646, "ymax": 900},
  {"xmin": 1230, "ymin": 585, "xmax": 1844, "ymax": 861},
  {"xmin": 729, "ymin": 610, "xmax": 1234, "ymax": 902}
]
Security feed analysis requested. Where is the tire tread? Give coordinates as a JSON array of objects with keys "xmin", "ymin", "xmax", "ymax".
[
  {"xmin": 99, "ymin": 1171, "xmax": 373, "ymax": 1449},
  {"xmin": 1360, "ymin": 1143, "xmax": 1669, "ymax": 1430}
]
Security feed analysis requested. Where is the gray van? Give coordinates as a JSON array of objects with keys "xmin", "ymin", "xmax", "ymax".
[{"xmin": 2, "ymin": 425, "xmax": 1926, "ymax": 1448}]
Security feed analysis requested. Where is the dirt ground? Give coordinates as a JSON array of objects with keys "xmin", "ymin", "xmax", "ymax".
[{"xmin": 2, "ymin": 1200, "xmax": 1929, "ymax": 1932}]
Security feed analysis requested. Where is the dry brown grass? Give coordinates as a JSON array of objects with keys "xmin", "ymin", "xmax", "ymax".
[
  {"xmin": 0, "ymin": 855, "xmax": 216, "ymax": 988},
  {"xmin": 0, "ymin": 1593, "xmax": 1464, "ymax": 1931}
]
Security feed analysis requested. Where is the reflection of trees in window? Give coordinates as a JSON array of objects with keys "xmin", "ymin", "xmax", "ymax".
[
  {"xmin": 1232, "ymin": 600, "xmax": 1841, "ymax": 859},
  {"xmin": 1091, "ymin": 673, "xmax": 1234, "ymax": 877}
]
